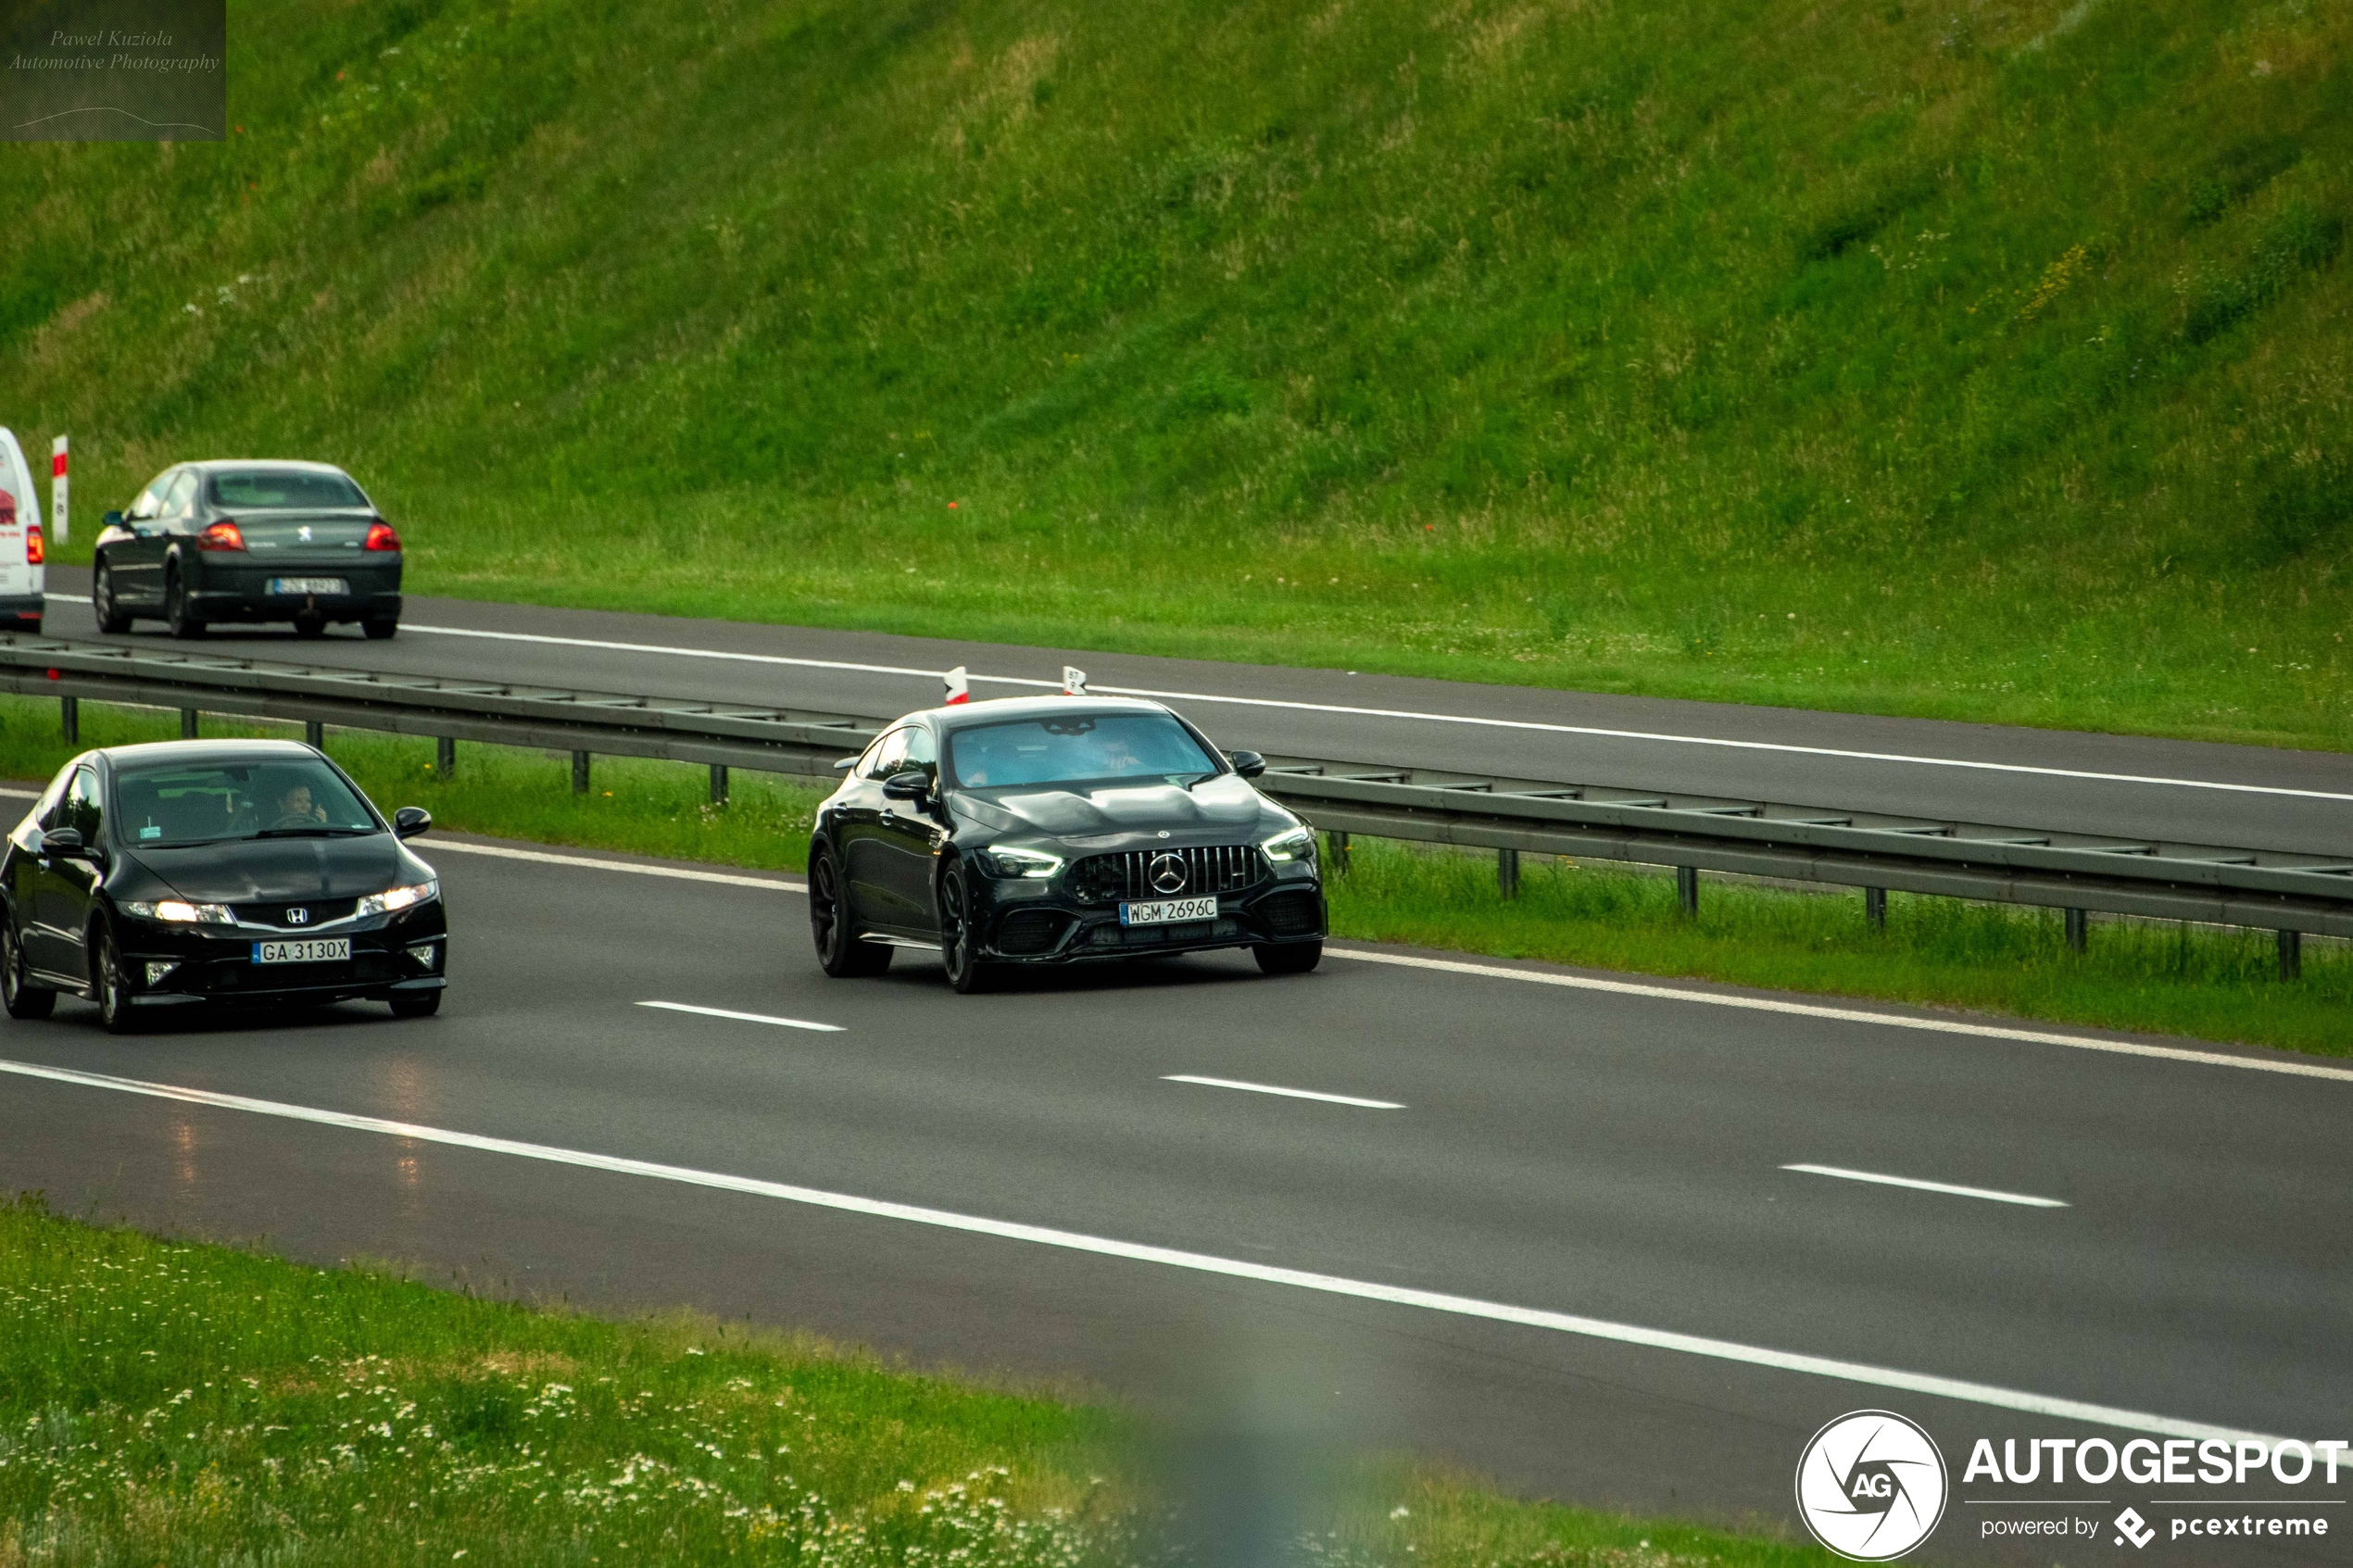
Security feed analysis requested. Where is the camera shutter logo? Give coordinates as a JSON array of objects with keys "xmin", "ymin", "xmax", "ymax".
[
  {"xmin": 1149, "ymin": 853, "xmax": 1189, "ymax": 895},
  {"xmin": 1794, "ymin": 1411, "xmax": 1948, "ymax": 1561}
]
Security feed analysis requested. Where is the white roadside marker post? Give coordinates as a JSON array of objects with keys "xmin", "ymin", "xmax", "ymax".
[{"xmin": 48, "ymin": 435, "xmax": 66, "ymax": 545}]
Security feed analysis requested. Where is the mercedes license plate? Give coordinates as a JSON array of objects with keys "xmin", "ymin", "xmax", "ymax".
[
  {"xmin": 268, "ymin": 577, "xmax": 348, "ymax": 596},
  {"xmin": 252, "ymin": 938, "xmax": 350, "ymax": 964},
  {"xmin": 1119, "ymin": 896, "xmax": 1217, "ymax": 926}
]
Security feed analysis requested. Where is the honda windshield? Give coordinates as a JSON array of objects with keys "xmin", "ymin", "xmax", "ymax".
[{"xmin": 113, "ymin": 759, "xmax": 382, "ymax": 847}]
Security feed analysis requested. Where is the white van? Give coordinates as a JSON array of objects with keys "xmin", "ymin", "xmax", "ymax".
[{"xmin": 0, "ymin": 429, "xmax": 45, "ymax": 632}]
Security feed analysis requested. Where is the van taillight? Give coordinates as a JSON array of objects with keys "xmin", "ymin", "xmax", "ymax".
[
  {"xmin": 198, "ymin": 521, "xmax": 246, "ymax": 551},
  {"xmin": 23, "ymin": 525, "xmax": 42, "ymax": 565},
  {"xmin": 363, "ymin": 521, "xmax": 401, "ymax": 552}
]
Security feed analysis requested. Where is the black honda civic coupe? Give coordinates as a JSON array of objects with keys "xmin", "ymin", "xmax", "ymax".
[
  {"xmin": 1, "ymin": 739, "xmax": 447, "ymax": 1032},
  {"xmin": 807, "ymin": 696, "xmax": 1326, "ymax": 993}
]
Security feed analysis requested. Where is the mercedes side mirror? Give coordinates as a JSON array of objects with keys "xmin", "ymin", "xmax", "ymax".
[
  {"xmin": 37, "ymin": 826, "xmax": 85, "ymax": 859},
  {"xmin": 832, "ymin": 757, "xmax": 859, "ymax": 771},
  {"xmin": 881, "ymin": 771, "xmax": 932, "ymax": 803},
  {"xmin": 1226, "ymin": 749, "xmax": 1266, "ymax": 780},
  {"xmin": 393, "ymin": 807, "xmax": 432, "ymax": 839},
  {"xmin": 102, "ymin": 509, "xmax": 123, "ymax": 529}
]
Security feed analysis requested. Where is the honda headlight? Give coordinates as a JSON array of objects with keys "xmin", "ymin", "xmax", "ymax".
[
  {"xmin": 1262, "ymin": 825, "xmax": 1316, "ymax": 864},
  {"xmin": 976, "ymin": 845, "xmax": 1063, "ymax": 880},
  {"xmin": 124, "ymin": 899, "xmax": 234, "ymax": 924},
  {"xmin": 358, "ymin": 879, "xmax": 439, "ymax": 917}
]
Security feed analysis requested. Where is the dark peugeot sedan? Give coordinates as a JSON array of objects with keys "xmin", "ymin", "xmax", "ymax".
[
  {"xmin": 808, "ymin": 696, "xmax": 1326, "ymax": 993},
  {"xmin": 1, "ymin": 740, "xmax": 447, "ymax": 1032},
  {"xmin": 91, "ymin": 460, "xmax": 404, "ymax": 640}
]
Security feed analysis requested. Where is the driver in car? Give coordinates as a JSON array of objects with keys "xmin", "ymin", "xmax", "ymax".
[{"xmin": 271, "ymin": 782, "xmax": 329, "ymax": 829}]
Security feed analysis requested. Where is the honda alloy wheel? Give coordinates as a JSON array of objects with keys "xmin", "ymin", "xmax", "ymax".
[{"xmin": 2, "ymin": 916, "xmax": 55, "ymax": 1020}]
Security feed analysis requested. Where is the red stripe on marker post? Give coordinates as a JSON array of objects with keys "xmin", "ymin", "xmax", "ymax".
[{"xmin": 942, "ymin": 665, "xmax": 970, "ymax": 705}]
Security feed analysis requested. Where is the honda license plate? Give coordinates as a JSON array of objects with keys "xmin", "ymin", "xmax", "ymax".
[
  {"xmin": 252, "ymin": 938, "xmax": 350, "ymax": 964},
  {"xmin": 267, "ymin": 577, "xmax": 348, "ymax": 596},
  {"xmin": 1119, "ymin": 897, "xmax": 1218, "ymax": 926}
]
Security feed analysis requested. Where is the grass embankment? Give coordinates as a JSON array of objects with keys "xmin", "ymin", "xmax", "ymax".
[
  {"xmin": 4, "ymin": 695, "xmax": 2344, "ymax": 1056},
  {"xmin": 2, "ymin": 0, "xmax": 2348, "ymax": 748},
  {"xmin": 0, "ymin": 1198, "xmax": 1831, "ymax": 1565}
]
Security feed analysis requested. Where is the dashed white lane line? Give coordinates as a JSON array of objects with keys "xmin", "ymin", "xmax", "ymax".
[
  {"xmin": 1162, "ymin": 1073, "xmax": 1403, "ymax": 1110},
  {"xmin": 1781, "ymin": 1163, "xmax": 2069, "ymax": 1209},
  {"xmin": 1325, "ymin": 947, "xmax": 2353, "ymax": 1084},
  {"xmin": 0, "ymin": 1055, "xmax": 2287, "ymax": 1446},
  {"xmin": 637, "ymin": 1000, "xmax": 843, "ymax": 1033}
]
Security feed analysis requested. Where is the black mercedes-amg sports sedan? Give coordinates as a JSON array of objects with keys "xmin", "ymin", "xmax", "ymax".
[
  {"xmin": 1, "ymin": 740, "xmax": 447, "ymax": 1032},
  {"xmin": 91, "ymin": 459, "xmax": 403, "ymax": 640},
  {"xmin": 808, "ymin": 696, "xmax": 1327, "ymax": 993}
]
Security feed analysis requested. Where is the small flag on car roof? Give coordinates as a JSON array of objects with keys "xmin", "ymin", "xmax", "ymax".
[
  {"xmin": 1063, "ymin": 666, "xmax": 1088, "ymax": 696},
  {"xmin": 942, "ymin": 665, "xmax": 970, "ymax": 705}
]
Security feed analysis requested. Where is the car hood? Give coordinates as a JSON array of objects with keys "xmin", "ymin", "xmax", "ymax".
[
  {"xmin": 954, "ymin": 774, "xmax": 1291, "ymax": 847},
  {"xmin": 125, "ymin": 834, "xmax": 414, "ymax": 901}
]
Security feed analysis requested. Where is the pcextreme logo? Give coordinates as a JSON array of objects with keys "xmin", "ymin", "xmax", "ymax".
[{"xmin": 1795, "ymin": 1411, "xmax": 1951, "ymax": 1561}]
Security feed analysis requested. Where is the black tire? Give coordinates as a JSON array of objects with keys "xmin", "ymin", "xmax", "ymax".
[
  {"xmin": 92, "ymin": 925, "xmax": 138, "ymax": 1033},
  {"xmin": 164, "ymin": 570, "xmax": 205, "ymax": 639},
  {"xmin": 1253, "ymin": 939, "xmax": 1323, "ymax": 975},
  {"xmin": 2, "ymin": 914, "xmax": 55, "ymax": 1021},
  {"xmin": 361, "ymin": 618, "xmax": 398, "ymax": 641},
  {"xmin": 388, "ymin": 990, "xmax": 442, "ymax": 1019},
  {"xmin": 93, "ymin": 560, "xmax": 132, "ymax": 634},
  {"xmin": 293, "ymin": 614, "xmax": 328, "ymax": 639},
  {"xmin": 810, "ymin": 845, "xmax": 892, "ymax": 977},
  {"xmin": 939, "ymin": 860, "xmax": 996, "ymax": 995}
]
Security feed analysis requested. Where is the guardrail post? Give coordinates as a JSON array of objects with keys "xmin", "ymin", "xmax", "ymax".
[
  {"xmin": 305, "ymin": 721, "xmax": 324, "ymax": 749},
  {"xmin": 1865, "ymin": 886, "xmax": 1887, "ymax": 931},
  {"xmin": 1497, "ymin": 847, "xmax": 1520, "ymax": 899},
  {"xmin": 572, "ymin": 750, "xmax": 591, "ymax": 795},
  {"xmin": 1677, "ymin": 864, "xmax": 1699, "ymax": 918},
  {"xmin": 1326, "ymin": 831, "xmax": 1351, "ymax": 875},
  {"xmin": 58, "ymin": 696, "xmax": 76, "ymax": 746},
  {"xmin": 436, "ymin": 736, "xmax": 457, "ymax": 780},
  {"xmin": 709, "ymin": 763, "xmax": 729, "ymax": 807},
  {"xmin": 2279, "ymin": 929, "xmax": 2301, "ymax": 982},
  {"xmin": 180, "ymin": 709, "xmax": 198, "ymax": 739},
  {"xmin": 2065, "ymin": 908, "xmax": 2087, "ymax": 953}
]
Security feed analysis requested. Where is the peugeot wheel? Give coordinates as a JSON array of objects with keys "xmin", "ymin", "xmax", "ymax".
[
  {"xmin": 1253, "ymin": 940, "xmax": 1323, "ymax": 975},
  {"xmin": 939, "ymin": 861, "xmax": 995, "ymax": 995},
  {"xmin": 810, "ymin": 846, "xmax": 892, "ymax": 977},
  {"xmin": 92, "ymin": 926, "xmax": 138, "ymax": 1034},
  {"xmin": 2, "ymin": 915, "xmax": 55, "ymax": 1020},
  {"xmin": 361, "ymin": 618, "xmax": 398, "ymax": 641},
  {"xmin": 93, "ymin": 562, "xmax": 132, "ymax": 634},
  {"xmin": 294, "ymin": 614, "xmax": 328, "ymax": 639},
  {"xmin": 165, "ymin": 571, "xmax": 205, "ymax": 639}
]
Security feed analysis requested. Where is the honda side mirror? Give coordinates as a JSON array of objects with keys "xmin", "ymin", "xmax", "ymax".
[
  {"xmin": 38, "ymin": 826, "xmax": 85, "ymax": 859},
  {"xmin": 881, "ymin": 771, "xmax": 932, "ymax": 803},
  {"xmin": 1226, "ymin": 749, "xmax": 1266, "ymax": 780},
  {"xmin": 393, "ymin": 807, "xmax": 432, "ymax": 839}
]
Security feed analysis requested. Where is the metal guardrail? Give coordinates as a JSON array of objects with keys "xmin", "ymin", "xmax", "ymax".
[{"xmin": 2, "ymin": 637, "xmax": 2347, "ymax": 957}]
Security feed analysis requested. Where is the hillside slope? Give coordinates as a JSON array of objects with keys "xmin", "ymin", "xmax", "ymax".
[{"xmin": 2, "ymin": 0, "xmax": 2347, "ymax": 746}]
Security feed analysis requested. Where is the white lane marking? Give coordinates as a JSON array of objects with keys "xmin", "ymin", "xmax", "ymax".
[
  {"xmin": 370, "ymin": 622, "xmax": 2353, "ymax": 804},
  {"xmin": 1162, "ymin": 1073, "xmax": 1403, "ymax": 1110},
  {"xmin": 425, "ymin": 838, "xmax": 805, "ymax": 892},
  {"xmin": 1326, "ymin": 947, "xmax": 2353, "ymax": 1084},
  {"xmin": 1781, "ymin": 1162, "xmax": 2069, "ymax": 1209},
  {"xmin": 638, "ymin": 999, "xmax": 843, "ymax": 1033},
  {"xmin": 0, "ymin": 787, "xmax": 36, "ymax": 800},
  {"xmin": 41, "ymin": 592, "xmax": 2350, "ymax": 798},
  {"xmin": 0, "ymin": 1055, "xmax": 2289, "ymax": 1447}
]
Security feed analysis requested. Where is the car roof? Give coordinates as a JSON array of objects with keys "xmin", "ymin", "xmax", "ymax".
[
  {"xmin": 181, "ymin": 459, "xmax": 358, "ymax": 475},
  {"xmin": 922, "ymin": 695, "xmax": 1175, "ymax": 732},
  {"xmin": 96, "ymin": 739, "xmax": 322, "ymax": 769}
]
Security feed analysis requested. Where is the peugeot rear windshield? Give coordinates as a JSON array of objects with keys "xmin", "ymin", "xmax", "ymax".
[
  {"xmin": 946, "ymin": 714, "xmax": 1219, "ymax": 790},
  {"xmin": 112, "ymin": 759, "xmax": 382, "ymax": 847},
  {"xmin": 206, "ymin": 470, "xmax": 369, "ymax": 509}
]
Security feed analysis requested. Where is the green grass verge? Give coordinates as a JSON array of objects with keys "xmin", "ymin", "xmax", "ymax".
[
  {"xmin": 2, "ymin": 0, "xmax": 2348, "ymax": 749},
  {"xmin": 1, "ymin": 695, "xmax": 2342, "ymax": 1056},
  {"xmin": 0, "ymin": 1199, "xmax": 1834, "ymax": 1565}
]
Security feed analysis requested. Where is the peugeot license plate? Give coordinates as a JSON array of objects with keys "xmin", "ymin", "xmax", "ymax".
[
  {"xmin": 1119, "ymin": 897, "xmax": 1217, "ymax": 926},
  {"xmin": 252, "ymin": 938, "xmax": 350, "ymax": 964},
  {"xmin": 268, "ymin": 577, "xmax": 348, "ymax": 596}
]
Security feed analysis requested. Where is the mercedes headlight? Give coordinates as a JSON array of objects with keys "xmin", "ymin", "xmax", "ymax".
[
  {"xmin": 1261, "ymin": 825, "xmax": 1316, "ymax": 864},
  {"xmin": 124, "ymin": 899, "xmax": 234, "ymax": 924},
  {"xmin": 358, "ymin": 879, "xmax": 439, "ymax": 917},
  {"xmin": 976, "ymin": 845, "xmax": 1063, "ymax": 880}
]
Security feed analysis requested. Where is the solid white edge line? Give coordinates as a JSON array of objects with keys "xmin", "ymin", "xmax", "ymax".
[
  {"xmin": 33, "ymin": 592, "xmax": 2350, "ymax": 799},
  {"xmin": 423, "ymin": 838, "xmax": 805, "ymax": 893},
  {"xmin": 1780, "ymin": 1163, "xmax": 2069, "ymax": 1209},
  {"xmin": 637, "ymin": 999, "xmax": 843, "ymax": 1033},
  {"xmin": 0, "ymin": 1055, "xmax": 2289, "ymax": 1448},
  {"xmin": 1323, "ymin": 947, "xmax": 2353, "ymax": 1084},
  {"xmin": 1162, "ymin": 1073, "xmax": 1403, "ymax": 1109}
]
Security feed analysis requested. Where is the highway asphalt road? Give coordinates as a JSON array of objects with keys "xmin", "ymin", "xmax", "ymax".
[
  {"xmin": 39, "ymin": 566, "xmax": 2353, "ymax": 857},
  {"xmin": 1, "ymin": 833, "xmax": 2347, "ymax": 1563}
]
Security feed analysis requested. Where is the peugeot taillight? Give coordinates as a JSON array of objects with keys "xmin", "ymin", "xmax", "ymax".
[
  {"xmin": 199, "ymin": 521, "xmax": 246, "ymax": 551},
  {"xmin": 23, "ymin": 525, "xmax": 42, "ymax": 565},
  {"xmin": 363, "ymin": 521, "xmax": 401, "ymax": 552}
]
